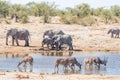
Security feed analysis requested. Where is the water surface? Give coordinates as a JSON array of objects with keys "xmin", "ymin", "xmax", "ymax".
[{"xmin": 0, "ymin": 51, "xmax": 120, "ymax": 75}]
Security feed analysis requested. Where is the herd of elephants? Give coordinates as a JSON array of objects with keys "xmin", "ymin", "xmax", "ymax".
[{"xmin": 5, "ymin": 27, "xmax": 120, "ymax": 73}]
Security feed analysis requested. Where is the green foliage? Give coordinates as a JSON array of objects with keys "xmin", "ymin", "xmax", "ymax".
[
  {"xmin": 18, "ymin": 10, "xmax": 29, "ymax": 23},
  {"xmin": 79, "ymin": 16, "xmax": 96, "ymax": 26},
  {"xmin": 100, "ymin": 9, "xmax": 115, "ymax": 24},
  {"xmin": 61, "ymin": 15, "xmax": 78, "ymax": 24},
  {"xmin": 111, "ymin": 5, "xmax": 120, "ymax": 18},
  {"xmin": 61, "ymin": 11, "xmax": 73, "ymax": 24},
  {"xmin": 0, "ymin": 0, "xmax": 10, "ymax": 18},
  {"xmin": 27, "ymin": 2, "xmax": 56, "ymax": 23},
  {"xmin": 76, "ymin": 3, "xmax": 91, "ymax": 18},
  {"xmin": 93, "ymin": 7, "xmax": 105, "ymax": 16},
  {"xmin": 0, "ymin": 1, "xmax": 120, "ymax": 25},
  {"xmin": 27, "ymin": 2, "xmax": 56, "ymax": 16}
]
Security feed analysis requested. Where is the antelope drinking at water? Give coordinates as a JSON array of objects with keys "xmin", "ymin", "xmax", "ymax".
[
  {"xmin": 54, "ymin": 57, "xmax": 81, "ymax": 73},
  {"xmin": 84, "ymin": 57, "xmax": 107, "ymax": 69},
  {"xmin": 17, "ymin": 56, "xmax": 33, "ymax": 72}
]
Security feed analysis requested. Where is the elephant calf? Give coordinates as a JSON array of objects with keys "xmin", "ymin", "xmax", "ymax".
[
  {"xmin": 42, "ymin": 36, "xmax": 54, "ymax": 49},
  {"xmin": 6, "ymin": 28, "xmax": 30, "ymax": 46}
]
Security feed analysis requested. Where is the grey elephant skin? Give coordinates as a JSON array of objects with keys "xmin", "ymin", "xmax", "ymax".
[
  {"xmin": 42, "ymin": 36, "xmax": 54, "ymax": 49},
  {"xmin": 108, "ymin": 28, "xmax": 120, "ymax": 38},
  {"xmin": 54, "ymin": 34, "xmax": 73, "ymax": 50},
  {"xmin": 43, "ymin": 29, "xmax": 65, "ymax": 38},
  {"xmin": 6, "ymin": 28, "xmax": 30, "ymax": 46}
]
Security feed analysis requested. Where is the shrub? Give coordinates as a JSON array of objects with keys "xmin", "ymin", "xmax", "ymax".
[
  {"xmin": 18, "ymin": 11, "xmax": 29, "ymax": 23},
  {"xmin": 79, "ymin": 16, "xmax": 96, "ymax": 26},
  {"xmin": 61, "ymin": 14, "xmax": 78, "ymax": 24},
  {"xmin": 108, "ymin": 16, "xmax": 119, "ymax": 24}
]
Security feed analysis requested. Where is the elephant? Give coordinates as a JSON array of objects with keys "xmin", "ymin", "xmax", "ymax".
[
  {"xmin": 43, "ymin": 29, "xmax": 65, "ymax": 38},
  {"xmin": 6, "ymin": 28, "xmax": 30, "ymax": 46},
  {"xmin": 53, "ymin": 34, "xmax": 73, "ymax": 50},
  {"xmin": 108, "ymin": 28, "xmax": 120, "ymax": 38},
  {"xmin": 42, "ymin": 36, "xmax": 54, "ymax": 49}
]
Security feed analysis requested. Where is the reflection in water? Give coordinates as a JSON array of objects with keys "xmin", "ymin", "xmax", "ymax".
[
  {"xmin": 0, "ymin": 52, "xmax": 120, "ymax": 75},
  {"xmin": 84, "ymin": 64, "xmax": 93, "ymax": 71},
  {"xmin": 63, "ymin": 69, "xmax": 81, "ymax": 74},
  {"xmin": 0, "ymin": 52, "xmax": 29, "ymax": 58},
  {"xmin": 18, "ymin": 66, "xmax": 33, "ymax": 72},
  {"xmin": 84, "ymin": 65, "xmax": 93, "ymax": 75},
  {"xmin": 41, "ymin": 51, "xmax": 73, "ymax": 56},
  {"xmin": 84, "ymin": 65, "xmax": 106, "ymax": 75}
]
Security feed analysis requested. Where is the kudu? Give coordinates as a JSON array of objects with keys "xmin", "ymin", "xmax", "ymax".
[
  {"xmin": 54, "ymin": 57, "xmax": 81, "ymax": 73},
  {"xmin": 84, "ymin": 57, "xmax": 107, "ymax": 69},
  {"xmin": 17, "ymin": 56, "xmax": 33, "ymax": 72},
  {"xmin": 92, "ymin": 57, "xmax": 107, "ymax": 68}
]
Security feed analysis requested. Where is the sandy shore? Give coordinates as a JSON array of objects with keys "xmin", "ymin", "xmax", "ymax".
[{"xmin": 0, "ymin": 71, "xmax": 120, "ymax": 80}]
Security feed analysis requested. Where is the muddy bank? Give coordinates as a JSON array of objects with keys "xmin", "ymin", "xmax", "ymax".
[{"xmin": 0, "ymin": 72, "xmax": 120, "ymax": 80}]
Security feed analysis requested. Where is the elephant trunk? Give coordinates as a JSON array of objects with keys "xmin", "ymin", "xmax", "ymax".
[{"xmin": 108, "ymin": 29, "xmax": 112, "ymax": 34}]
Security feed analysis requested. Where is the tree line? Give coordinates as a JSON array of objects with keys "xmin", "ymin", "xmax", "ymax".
[{"xmin": 0, "ymin": 0, "xmax": 120, "ymax": 25}]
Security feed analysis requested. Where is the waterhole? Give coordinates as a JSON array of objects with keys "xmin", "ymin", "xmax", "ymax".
[{"xmin": 0, "ymin": 51, "xmax": 120, "ymax": 75}]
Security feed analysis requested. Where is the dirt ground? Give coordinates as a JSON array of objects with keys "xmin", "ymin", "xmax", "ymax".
[
  {"xmin": 0, "ymin": 17, "xmax": 120, "ymax": 79},
  {"xmin": 0, "ymin": 72, "xmax": 120, "ymax": 80},
  {"xmin": 0, "ymin": 18, "xmax": 120, "ymax": 54}
]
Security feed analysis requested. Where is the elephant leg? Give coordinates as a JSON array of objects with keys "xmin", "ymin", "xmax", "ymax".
[
  {"xmin": 26, "ymin": 40, "xmax": 29, "ymax": 46},
  {"xmin": 12, "ymin": 36, "xmax": 14, "ymax": 46},
  {"xmin": 56, "ymin": 44, "xmax": 60, "ymax": 50},
  {"xmin": 117, "ymin": 34, "xmax": 119, "ymax": 38},
  {"xmin": 111, "ymin": 33, "xmax": 113, "ymax": 38},
  {"xmin": 15, "ymin": 38, "xmax": 19, "ymax": 46},
  {"xmin": 68, "ymin": 43, "xmax": 73, "ymax": 50},
  {"xmin": 55, "ymin": 43, "xmax": 59, "ymax": 50},
  {"xmin": 25, "ymin": 40, "xmax": 29, "ymax": 46},
  {"xmin": 47, "ymin": 44, "xmax": 49, "ymax": 48},
  {"xmin": 59, "ymin": 45, "xmax": 62, "ymax": 50},
  {"xmin": 51, "ymin": 44, "xmax": 54, "ymax": 50},
  {"xmin": 58, "ymin": 44, "xmax": 62, "ymax": 50},
  {"xmin": 115, "ymin": 34, "xmax": 117, "ymax": 38},
  {"xmin": 6, "ymin": 37, "xmax": 8, "ymax": 45}
]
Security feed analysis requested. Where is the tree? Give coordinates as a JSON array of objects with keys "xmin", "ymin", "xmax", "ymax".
[
  {"xmin": 0, "ymin": 0, "xmax": 10, "ymax": 18},
  {"xmin": 111, "ymin": 5, "xmax": 120, "ymax": 18},
  {"xmin": 76, "ymin": 3, "xmax": 91, "ymax": 18},
  {"xmin": 102, "ymin": 9, "xmax": 114, "ymax": 24},
  {"xmin": 9, "ymin": 4, "xmax": 29, "ymax": 23}
]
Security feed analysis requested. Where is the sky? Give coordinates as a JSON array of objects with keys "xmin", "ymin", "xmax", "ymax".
[{"xmin": 8, "ymin": 0, "xmax": 120, "ymax": 9}]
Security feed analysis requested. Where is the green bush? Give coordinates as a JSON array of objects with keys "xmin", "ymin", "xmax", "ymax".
[
  {"xmin": 79, "ymin": 16, "xmax": 96, "ymax": 26},
  {"xmin": 61, "ymin": 13, "xmax": 78, "ymax": 24},
  {"xmin": 18, "ymin": 11, "xmax": 29, "ymax": 23}
]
